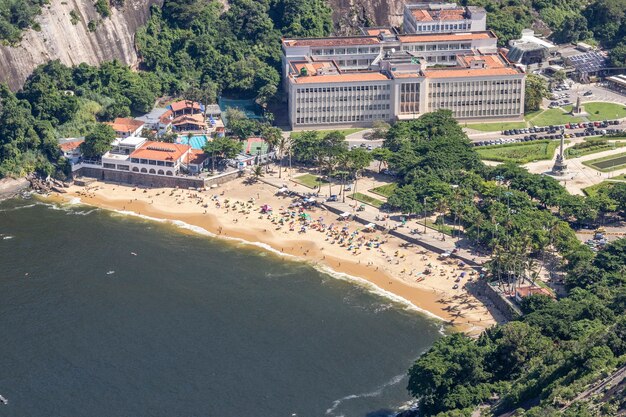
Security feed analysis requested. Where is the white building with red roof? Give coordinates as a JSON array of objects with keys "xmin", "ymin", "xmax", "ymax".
[{"xmin": 105, "ymin": 118, "xmax": 145, "ymax": 138}]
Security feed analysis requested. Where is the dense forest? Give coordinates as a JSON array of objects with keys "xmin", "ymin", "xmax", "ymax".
[
  {"xmin": 376, "ymin": 111, "xmax": 626, "ymax": 416},
  {"xmin": 0, "ymin": 0, "xmax": 332, "ymax": 178}
]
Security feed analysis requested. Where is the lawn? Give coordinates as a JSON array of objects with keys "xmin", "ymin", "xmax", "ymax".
[
  {"xmin": 293, "ymin": 174, "xmax": 328, "ymax": 188},
  {"xmin": 613, "ymin": 174, "xmax": 626, "ymax": 180},
  {"xmin": 464, "ymin": 121, "xmax": 527, "ymax": 132},
  {"xmin": 527, "ymin": 108, "xmax": 583, "ymax": 127},
  {"xmin": 582, "ymin": 152, "xmax": 626, "ymax": 172},
  {"xmin": 290, "ymin": 128, "xmax": 364, "ymax": 139},
  {"xmin": 583, "ymin": 182, "xmax": 617, "ymax": 197},
  {"xmin": 565, "ymin": 141, "xmax": 626, "ymax": 158},
  {"xmin": 424, "ymin": 219, "xmax": 455, "ymax": 236},
  {"xmin": 369, "ymin": 183, "xmax": 397, "ymax": 198},
  {"xmin": 349, "ymin": 192, "xmax": 384, "ymax": 208},
  {"xmin": 582, "ymin": 102, "xmax": 626, "ymax": 121},
  {"xmin": 476, "ymin": 140, "xmax": 561, "ymax": 163}
]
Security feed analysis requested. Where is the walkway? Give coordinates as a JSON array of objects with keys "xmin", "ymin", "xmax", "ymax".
[{"xmin": 260, "ymin": 166, "xmax": 489, "ymax": 267}]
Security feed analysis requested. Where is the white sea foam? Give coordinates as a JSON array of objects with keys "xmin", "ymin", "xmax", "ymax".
[
  {"xmin": 88, "ymin": 205, "xmax": 449, "ymax": 323},
  {"xmin": 0, "ymin": 203, "xmax": 37, "ymax": 212},
  {"xmin": 325, "ymin": 373, "xmax": 405, "ymax": 416},
  {"xmin": 2, "ymin": 236, "xmax": 14, "ymax": 240}
]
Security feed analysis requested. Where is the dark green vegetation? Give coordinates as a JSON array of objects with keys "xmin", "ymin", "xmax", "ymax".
[
  {"xmin": 566, "ymin": 139, "xmax": 626, "ymax": 158},
  {"xmin": 469, "ymin": 0, "xmax": 626, "ymax": 49},
  {"xmin": 584, "ymin": 152, "xmax": 626, "ymax": 172},
  {"xmin": 476, "ymin": 140, "xmax": 561, "ymax": 163},
  {"xmin": 291, "ymin": 130, "xmax": 373, "ymax": 196},
  {"xmin": 0, "ymin": 0, "xmax": 332, "ymax": 178},
  {"xmin": 136, "ymin": 0, "xmax": 332, "ymax": 105},
  {"xmin": 378, "ymin": 111, "xmax": 626, "ymax": 416},
  {"xmin": 0, "ymin": 0, "xmax": 46, "ymax": 44}
]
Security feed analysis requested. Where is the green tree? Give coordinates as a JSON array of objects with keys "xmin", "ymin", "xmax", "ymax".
[
  {"xmin": 203, "ymin": 136, "xmax": 243, "ymax": 170},
  {"xmin": 525, "ymin": 74, "xmax": 548, "ymax": 112},
  {"xmin": 371, "ymin": 147, "xmax": 392, "ymax": 173},
  {"xmin": 81, "ymin": 124, "xmax": 115, "ymax": 159}
]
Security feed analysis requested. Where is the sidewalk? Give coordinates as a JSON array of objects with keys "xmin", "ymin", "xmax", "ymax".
[{"xmin": 260, "ymin": 168, "xmax": 488, "ymax": 267}]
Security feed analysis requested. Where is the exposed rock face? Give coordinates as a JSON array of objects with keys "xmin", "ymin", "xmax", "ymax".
[
  {"xmin": 0, "ymin": 0, "xmax": 162, "ymax": 91},
  {"xmin": 330, "ymin": 0, "xmax": 405, "ymax": 35}
]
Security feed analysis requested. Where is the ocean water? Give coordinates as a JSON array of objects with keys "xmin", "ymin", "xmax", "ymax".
[{"xmin": 0, "ymin": 197, "xmax": 442, "ymax": 417}]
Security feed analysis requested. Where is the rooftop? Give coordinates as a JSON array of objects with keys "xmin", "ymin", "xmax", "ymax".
[
  {"xmin": 292, "ymin": 72, "xmax": 390, "ymax": 84},
  {"xmin": 130, "ymin": 141, "xmax": 191, "ymax": 162},
  {"xmin": 283, "ymin": 36, "xmax": 380, "ymax": 48},
  {"xmin": 411, "ymin": 7, "xmax": 466, "ymax": 22},
  {"xmin": 188, "ymin": 149, "xmax": 209, "ymax": 165},
  {"xmin": 106, "ymin": 118, "xmax": 145, "ymax": 134},
  {"xmin": 169, "ymin": 100, "xmax": 203, "ymax": 112},
  {"xmin": 59, "ymin": 139, "xmax": 84, "ymax": 152},
  {"xmin": 135, "ymin": 107, "xmax": 169, "ymax": 124},
  {"xmin": 398, "ymin": 31, "xmax": 494, "ymax": 43},
  {"xmin": 425, "ymin": 53, "xmax": 523, "ymax": 78},
  {"xmin": 172, "ymin": 113, "xmax": 207, "ymax": 127}
]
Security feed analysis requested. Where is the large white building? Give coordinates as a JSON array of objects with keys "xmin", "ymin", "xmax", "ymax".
[
  {"xmin": 403, "ymin": 2, "xmax": 486, "ymax": 34},
  {"xmin": 282, "ymin": 26, "xmax": 525, "ymax": 128}
]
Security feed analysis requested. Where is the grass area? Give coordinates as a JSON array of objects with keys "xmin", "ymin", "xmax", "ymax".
[
  {"xmin": 369, "ymin": 183, "xmax": 397, "ymax": 198},
  {"xmin": 565, "ymin": 141, "xmax": 626, "ymax": 158},
  {"xmin": 349, "ymin": 192, "xmax": 384, "ymax": 208},
  {"xmin": 613, "ymin": 174, "xmax": 626, "ymax": 180},
  {"xmin": 527, "ymin": 108, "xmax": 583, "ymax": 127},
  {"xmin": 464, "ymin": 121, "xmax": 527, "ymax": 132},
  {"xmin": 293, "ymin": 174, "xmax": 328, "ymax": 189},
  {"xmin": 476, "ymin": 140, "xmax": 561, "ymax": 163},
  {"xmin": 290, "ymin": 128, "xmax": 364, "ymax": 139},
  {"xmin": 582, "ymin": 152, "xmax": 626, "ymax": 172},
  {"xmin": 583, "ymin": 102, "xmax": 626, "ymax": 121},
  {"xmin": 583, "ymin": 182, "xmax": 617, "ymax": 197},
  {"xmin": 424, "ymin": 219, "xmax": 455, "ymax": 236}
]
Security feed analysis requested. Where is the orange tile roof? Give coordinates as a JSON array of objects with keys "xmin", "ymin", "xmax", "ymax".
[
  {"xmin": 412, "ymin": 8, "xmax": 466, "ymax": 22},
  {"xmin": 293, "ymin": 72, "xmax": 389, "ymax": 84},
  {"xmin": 169, "ymin": 100, "xmax": 202, "ymax": 112},
  {"xmin": 59, "ymin": 140, "xmax": 84, "ymax": 151},
  {"xmin": 130, "ymin": 141, "xmax": 190, "ymax": 162},
  {"xmin": 172, "ymin": 113, "xmax": 207, "ymax": 127},
  {"xmin": 425, "ymin": 67, "xmax": 521, "ymax": 78},
  {"xmin": 188, "ymin": 149, "xmax": 209, "ymax": 165},
  {"xmin": 412, "ymin": 9, "xmax": 433, "ymax": 22},
  {"xmin": 516, "ymin": 286, "xmax": 554, "ymax": 299},
  {"xmin": 398, "ymin": 31, "xmax": 493, "ymax": 43},
  {"xmin": 365, "ymin": 28, "xmax": 393, "ymax": 36},
  {"xmin": 106, "ymin": 118, "xmax": 145, "ymax": 134},
  {"xmin": 283, "ymin": 36, "xmax": 380, "ymax": 48},
  {"xmin": 159, "ymin": 110, "xmax": 173, "ymax": 124}
]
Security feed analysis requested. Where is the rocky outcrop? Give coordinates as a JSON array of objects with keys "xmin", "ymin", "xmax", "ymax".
[
  {"xmin": 0, "ymin": 0, "xmax": 162, "ymax": 91},
  {"xmin": 329, "ymin": 0, "xmax": 405, "ymax": 35}
]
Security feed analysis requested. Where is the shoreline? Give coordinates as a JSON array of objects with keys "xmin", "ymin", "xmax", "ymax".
[{"xmin": 47, "ymin": 179, "xmax": 499, "ymax": 335}]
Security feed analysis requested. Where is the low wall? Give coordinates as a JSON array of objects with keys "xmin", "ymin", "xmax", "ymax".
[
  {"xmin": 75, "ymin": 167, "xmax": 205, "ymax": 188},
  {"xmin": 74, "ymin": 167, "xmax": 242, "ymax": 189},
  {"xmin": 474, "ymin": 280, "xmax": 522, "ymax": 321}
]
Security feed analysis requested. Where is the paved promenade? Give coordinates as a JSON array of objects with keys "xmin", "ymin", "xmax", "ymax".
[{"xmin": 260, "ymin": 168, "xmax": 489, "ymax": 267}]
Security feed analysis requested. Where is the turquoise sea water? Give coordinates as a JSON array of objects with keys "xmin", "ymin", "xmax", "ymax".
[{"xmin": 0, "ymin": 197, "xmax": 442, "ymax": 417}]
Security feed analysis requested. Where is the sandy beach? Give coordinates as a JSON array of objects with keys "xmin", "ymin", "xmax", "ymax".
[{"xmin": 50, "ymin": 177, "xmax": 500, "ymax": 335}]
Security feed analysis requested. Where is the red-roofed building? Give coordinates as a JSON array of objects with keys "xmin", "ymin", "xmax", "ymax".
[
  {"xmin": 168, "ymin": 100, "xmax": 203, "ymax": 118},
  {"xmin": 171, "ymin": 113, "xmax": 208, "ymax": 132},
  {"xmin": 187, "ymin": 149, "xmax": 209, "ymax": 173},
  {"xmin": 129, "ymin": 141, "xmax": 192, "ymax": 176},
  {"xmin": 59, "ymin": 139, "xmax": 84, "ymax": 164},
  {"xmin": 105, "ymin": 118, "xmax": 145, "ymax": 138},
  {"xmin": 514, "ymin": 286, "xmax": 555, "ymax": 302}
]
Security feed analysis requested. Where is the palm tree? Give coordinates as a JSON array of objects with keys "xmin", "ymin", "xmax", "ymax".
[{"xmin": 252, "ymin": 165, "xmax": 264, "ymax": 182}]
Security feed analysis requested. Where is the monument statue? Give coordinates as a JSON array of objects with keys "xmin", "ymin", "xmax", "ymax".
[{"xmin": 551, "ymin": 135, "xmax": 568, "ymax": 175}]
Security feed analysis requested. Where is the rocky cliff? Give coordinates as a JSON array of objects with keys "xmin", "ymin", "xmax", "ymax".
[
  {"xmin": 330, "ymin": 0, "xmax": 405, "ymax": 35},
  {"xmin": 0, "ymin": 0, "xmax": 162, "ymax": 91}
]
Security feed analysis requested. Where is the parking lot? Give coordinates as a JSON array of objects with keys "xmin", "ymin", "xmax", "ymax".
[{"xmin": 472, "ymin": 120, "xmax": 623, "ymax": 147}]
